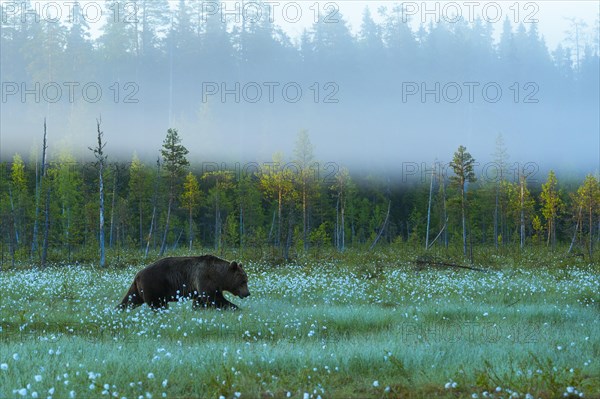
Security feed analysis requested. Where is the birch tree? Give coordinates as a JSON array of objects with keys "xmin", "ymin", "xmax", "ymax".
[
  {"xmin": 260, "ymin": 153, "xmax": 294, "ymax": 250},
  {"xmin": 294, "ymin": 130, "xmax": 315, "ymax": 251},
  {"xmin": 540, "ymin": 170, "xmax": 563, "ymax": 249},
  {"xmin": 9, "ymin": 154, "xmax": 27, "ymax": 247},
  {"xmin": 128, "ymin": 153, "xmax": 151, "ymax": 249},
  {"xmin": 575, "ymin": 175, "xmax": 600, "ymax": 256},
  {"xmin": 181, "ymin": 171, "xmax": 201, "ymax": 251}
]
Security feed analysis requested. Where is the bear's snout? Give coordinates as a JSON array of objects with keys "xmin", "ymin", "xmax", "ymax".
[{"xmin": 239, "ymin": 289, "xmax": 251, "ymax": 299}]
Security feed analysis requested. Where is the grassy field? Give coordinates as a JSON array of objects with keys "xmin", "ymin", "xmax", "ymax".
[{"xmin": 0, "ymin": 251, "xmax": 599, "ymax": 398}]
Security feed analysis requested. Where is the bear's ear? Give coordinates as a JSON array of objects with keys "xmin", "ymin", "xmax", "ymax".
[{"xmin": 229, "ymin": 261, "xmax": 238, "ymax": 270}]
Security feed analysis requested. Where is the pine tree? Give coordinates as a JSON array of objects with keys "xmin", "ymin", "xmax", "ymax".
[
  {"xmin": 449, "ymin": 145, "xmax": 476, "ymax": 257},
  {"xmin": 159, "ymin": 128, "xmax": 189, "ymax": 255}
]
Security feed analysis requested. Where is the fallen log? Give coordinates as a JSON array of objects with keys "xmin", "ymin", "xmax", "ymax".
[{"xmin": 414, "ymin": 256, "xmax": 488, "ymax": 272}]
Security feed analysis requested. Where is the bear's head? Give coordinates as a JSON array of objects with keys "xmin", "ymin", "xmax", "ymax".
[{"xmin": 227, "ymin": 261, "xmax": 251, "ymax": 299}]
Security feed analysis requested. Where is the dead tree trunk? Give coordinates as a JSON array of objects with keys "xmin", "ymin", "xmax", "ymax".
[
  {"xmin": 32, "ymin": 119, "xmax": 48, "ymax": 259},
  {"xmin": 370, "ymin": 200, "xmax": 391, "ymax": 251},
  {"xmin": 145, "ymin": 158, "xmax": 160, "ymax": 257}
]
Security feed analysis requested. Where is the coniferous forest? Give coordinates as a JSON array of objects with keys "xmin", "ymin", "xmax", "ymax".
[{"xmin": 1, "ymin": 1, "xmax": 599, "ymax": 265}]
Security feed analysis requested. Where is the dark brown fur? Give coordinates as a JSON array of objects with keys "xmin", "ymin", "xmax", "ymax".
[{"xmin": 117, "ymin": 255, "xmax": 250, "ymax": 310}]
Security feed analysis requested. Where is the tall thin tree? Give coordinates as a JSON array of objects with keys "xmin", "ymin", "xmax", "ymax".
[
  {"xmin": 31, "ymin": 119, "xmax": 48, "ymax": 259},
  {"xmin": 294, "ymin": 130, "xmax": 315, "ymax": 251},
  {"xmin": 145, "ymin": 157, "xmax": 161, "ymax": 257},
  {"xmin": 540, "ymin": 170, "xmax": 563, "ymax": 249},
  {"xmin": 159, "ymin": 128, "xmax": 189, "ymax": 255},
  {"xmin": 181, "ymin": 171, "xmax": 201, "ymax": 251},
  {"xmin": 450, "ymin": 145, "xmax": 477, "ymax": 257},
  {"xmin": 89, "ymin": 118, "xmax": 107, "ymax": 267}
]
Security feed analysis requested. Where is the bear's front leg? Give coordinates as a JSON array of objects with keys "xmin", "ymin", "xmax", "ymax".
[{"xmin": 214, "ymin": 291, "xmax": 238, "ymax": 310}]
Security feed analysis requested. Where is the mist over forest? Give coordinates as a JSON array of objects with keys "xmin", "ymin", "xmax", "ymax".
[{"xmin": 0, "ymin": 1, "xmax": 598, "ymax": 177}]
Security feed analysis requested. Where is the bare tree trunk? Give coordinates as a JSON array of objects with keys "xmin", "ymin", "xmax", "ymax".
[
  {"xmin": 494, "ymin": 185, "xmax": 499, "ymax": 250},
  {"xmin": 188, "ymin": 206, "xmax": 193, "ymax": 251},
  {"xmin": 145, "ymin": 159, "xmax": 160, "ymax": 257},
  {"xmin": 441, "ymin": 175, "xmax": 448, "ymax": 248},
  {"xmin": 546, "ymin": 218, "xmax": 552, "ymax": 247},
  {"xmin": 589, "ymin": 206, "xmax": 594, "ymax": 257},
  {"xmin": 285, "ymin": 209, "xmax": 294, "ymax": 260},
  {"xmin": 32, "ymin": 119, "xmax": 48, "ymax": 259},
  {"xmin": 8, "ymin": 204, "xmax": 16, "ymax": 267},
  {"xmin": 428, "ymin": 218, "xmax": 447, "ymax": 249},
  {"xmin": 145, "ymin": 206, "xmax": 156, "ymax": 257},
  {"xmin": 277, "ymin": 189, "xmax": 282, "ymax": 248},
  {"xmin": 99, "ymin": 158, "xmax": 106, "ymax": 267},
  {"xmin": 303, "ymin": 183, "xmax": 308, "ymax": 251},
  {"xmin": 520, "ymin": 176, "xmax": 525, "ymax": 249},
  {"xmin": 370, "ymin": 200, "xmax": 391, "ymax": 251},
  {"xmin": 8, "ymin": 187, "xmax": 19, "ymax": 246},
  {"xmin": 213, "ymin": 193, "xmax": 221, "ymax": 251},
  {"xmin": 239, "ymin": 203, "xmax": 244, "ymax": 255},
  {"xmin": 425, "ymin": 163, "xmax": 434, "ymax": 250},
  {"xmin": 41, "ymin": 188, "xmax": 51, "ymax": 267},
  {"xmin": 139, "ymin": 198, "xmax": 143, "ymax": 250},
  {"xmin": 335, "ymin": 195, "xmax": 339, "ymax": 250},
  {"xmin": 568, "ymin": 205, "xmax": 582, "ymax": 254},
  {"xmin": 268, "ymin": 209, "xmax": 276, "ymax": 244},
  {"xmin": 341, "ymin": 194, "xmax": 345, "ymax": 251},
  {"xmin": 462, "ymin": 185, "xmax": 467, "ymax": 256},
  {"xmin": 160, "ymin": 195, "xmax": 172, "ymax": 256},
  {"xmin": 31, "ymin": 161, "xmax": 40, "ymax": 257},
  {"xmin": 109, "ymin": 167, "xmax": 117, "ymax": 248}
]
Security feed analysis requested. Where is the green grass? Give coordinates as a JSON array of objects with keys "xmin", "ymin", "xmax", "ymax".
[{"xmin": 0, "ymin": 254, "xmax": 598, "ymax": 398}]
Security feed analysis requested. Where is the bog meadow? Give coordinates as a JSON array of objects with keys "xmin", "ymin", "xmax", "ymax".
[{"xmin": 1, "ymin": 248, "xmax": 599, "ymax": 398}]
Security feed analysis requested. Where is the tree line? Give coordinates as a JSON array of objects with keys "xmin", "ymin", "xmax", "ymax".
[{"xmin": 1, "ymin": 123, "xmax": 599, "ymax": 266}]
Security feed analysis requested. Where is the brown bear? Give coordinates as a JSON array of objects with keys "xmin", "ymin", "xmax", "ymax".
[{"xmin": 117, "ymin": 255, "xmax": 250, "ymax": 310}]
